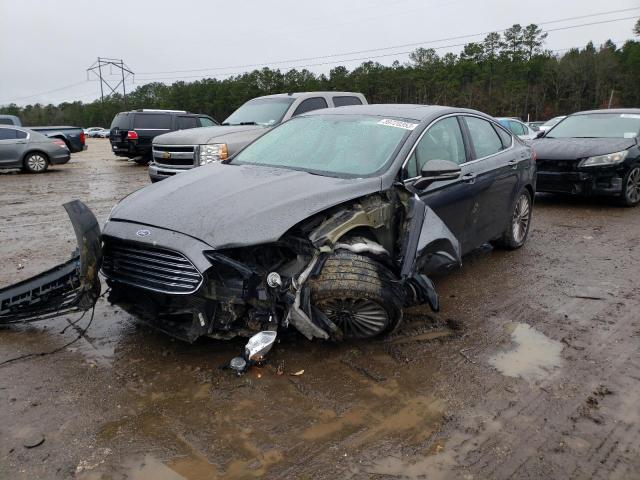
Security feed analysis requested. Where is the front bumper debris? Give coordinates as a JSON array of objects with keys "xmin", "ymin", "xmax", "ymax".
[{"xmin": 0, "ymin": 201, "xmax": 102, "ymax": 323}]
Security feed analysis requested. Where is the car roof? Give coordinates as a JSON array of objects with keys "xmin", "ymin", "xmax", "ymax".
[
  {"xmin": 302, "ymin": 104, "xmax": 490, "ymax": 122},
  {"xmin": 259, "ymin": 91, "xmax": 363, "ymax": 100},
  {"xmin": 571, "ymin": 108, "xmax": 640, "ymax": 116}
]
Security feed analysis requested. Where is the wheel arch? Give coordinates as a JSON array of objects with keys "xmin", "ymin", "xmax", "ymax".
[{"xmin": 22, "ymin": 149, "xmax": 50, "ymax": 165}]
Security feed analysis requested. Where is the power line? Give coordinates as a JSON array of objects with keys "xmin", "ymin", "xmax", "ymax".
[
  {"xmin": 136, "ymin": 7, "xmax": 640, "ymax": 77},
  {"xmin": 137, "ymin": 16, "xmax": 639, "ymax": 82},
  {"xmin": 0, "ymin": 81, "xmax": 88, "ymax": 104}
]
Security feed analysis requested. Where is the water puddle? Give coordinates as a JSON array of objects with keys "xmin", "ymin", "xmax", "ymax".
[{"xmin": 489, "ymin": 323, "xmax": 563, "ymax": 381}]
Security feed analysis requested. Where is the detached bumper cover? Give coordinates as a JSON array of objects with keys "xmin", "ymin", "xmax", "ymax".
[{"xmin": 0, "ymin": 201, "xmax": 101, "ymax": 323}]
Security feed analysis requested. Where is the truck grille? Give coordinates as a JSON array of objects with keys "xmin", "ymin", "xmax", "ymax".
[
  {"xmin": 102, "ymin": 240, "xmax": 203, "ymax": 294},
  {"xmin": 152, "ymin": 145, "xmax": 197, "ymax": 167}
]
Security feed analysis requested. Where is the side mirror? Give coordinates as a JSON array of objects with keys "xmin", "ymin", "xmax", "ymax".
[
  {"xmin": 413, "ymin": 159, "xmax": 461, "ymax": 190},
  {"xmin": 535, "ymin": 130, "xmax": 545, "ymax": 139}
]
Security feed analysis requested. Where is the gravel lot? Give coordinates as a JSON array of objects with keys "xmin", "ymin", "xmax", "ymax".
[{"xmin": 1, "ymin": 138, "xmax": 639, "ymax": 479}]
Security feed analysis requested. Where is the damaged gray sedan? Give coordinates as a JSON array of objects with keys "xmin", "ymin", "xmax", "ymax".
[{"xmin": 0, "ymin": 105, "xmax": 536, "ymax": 343}]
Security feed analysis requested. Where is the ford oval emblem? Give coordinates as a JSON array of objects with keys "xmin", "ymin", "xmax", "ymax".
[{"xmin": 136, "ymin": 229, "xmax": 151, "ymax": 237}]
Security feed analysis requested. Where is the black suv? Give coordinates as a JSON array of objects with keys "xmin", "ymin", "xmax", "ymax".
[{"xmin": 109, "ymin": 110, "xmax": 218, "ymax": 164}]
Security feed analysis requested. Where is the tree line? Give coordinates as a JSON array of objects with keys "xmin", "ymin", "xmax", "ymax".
[{"xmin": 3, "ymin": 22, "xmax": 640, "ymax": 127}]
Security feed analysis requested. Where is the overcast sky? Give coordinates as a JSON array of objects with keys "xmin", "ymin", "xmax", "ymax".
[{"xmin": 0, "ymin": 0, "xmax": 638, "ymax": 106}]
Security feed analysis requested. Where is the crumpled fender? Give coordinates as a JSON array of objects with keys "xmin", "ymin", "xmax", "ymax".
[
  {"xmin": 399, "ymin": 196, "xmax": 461, "ymax": 311},
  {"xmin": 0, "ymin": 200, "xmax": 102, "ymax": 323},
  {"xmin": 400, "ymin": 196, "xmax": 461, "ymax": 278}
]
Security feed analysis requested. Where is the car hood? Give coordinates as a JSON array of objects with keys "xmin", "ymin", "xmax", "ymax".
[
  {"xmin": 532, "ymin": 137, "xmax": 637, "ymax": 160},
  {"xmin": 153, "ymin": 125, "xmax": 267, "ymax": 145},
  {"xmin": 109, "ymin": 163, "xmax": 382, "ymax": 249}
]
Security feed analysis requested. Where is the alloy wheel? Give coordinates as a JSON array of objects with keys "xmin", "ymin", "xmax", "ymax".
[
  {"xmin": 511, "ymin": 193, "xmax": 531, "ymax": 245},
  {"xmin": 27, "ymin": 154, "xmax": 47, "ymax": 172},
  {"xmin": 626, "ymin": 168, "xmax": 640, "ymax": 205},
  {"xmin": 317, "ymin": 297, "xmax": 389, "ymax": 339}
]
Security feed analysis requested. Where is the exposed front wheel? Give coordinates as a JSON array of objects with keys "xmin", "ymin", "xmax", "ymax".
[
  {"xmin": 23, "ymin": 152, "xmax": 49, "ymax": 173},
  {"xmin": 493, "ymin": 189, "xmax": 532, "ymax": 249},
  {"xmin": 620, "ymin": 167, "xmax": 640, "ymax": 207},
  {"xmin": 309, "ymin": 251, "xmax": 403, "ymax": 340}
]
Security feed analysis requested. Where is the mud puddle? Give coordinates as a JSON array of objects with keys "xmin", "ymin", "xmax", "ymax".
[{"xmin": 489, "ymin": 323, "xmax": 563, "ymax": 381}]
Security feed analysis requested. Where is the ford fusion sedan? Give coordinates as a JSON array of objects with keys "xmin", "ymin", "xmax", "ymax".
[
  {"xmin": 0, "ymin": 126, "xmax": 70, "ymax": 173},
  {"xmin": 0, "ymin": 105, "xmax": 535, "ymax": 344},
  {"xmin": 534, "ymin": 109, "xmax": 640, "ymax": 206}
]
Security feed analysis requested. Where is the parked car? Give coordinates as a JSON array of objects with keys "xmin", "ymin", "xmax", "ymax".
[
  {"xmin": 1, "ymin": 105, "xmax": 535, "ymax": 345},
  {"xmin": 0, "ymin": 125, "xmax": 70, "ymax": 173},
  {"xmin": 533, "ymin": 109, "xmax": 640, "ymax": 206},
  {"xmin": 84, "ymin": 127, "xmax": 104, "ymax": 137},
  {"xmin": 527, "ymin": 121, "xmax": 545, "ymax": 131},
  {"xmin": 0, "ymin": 115, "xmax": 86, "ymax": 152},
  {"xmin": 538, "ymin": 116, "xmax": 567, "ymax": 133},
  {"xmin": 94, "ymin": 128, "xmax": 110, "ymax": 138},
  {"xmin": 0, "ymin": 115, "xmax": 22, "ymax": 126},
  {"xmin": 109, "ymin": 109, "xmax": 218, "ymax": 164},
  {"xmin": 149, "ymin": 91, "xmax": 367, "ymax": 182},
  {"xmin": 496, "ymin": 117, "xmax": 538, "ymax": 140}
]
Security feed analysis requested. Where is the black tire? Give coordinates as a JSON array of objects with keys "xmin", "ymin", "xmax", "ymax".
[
  {"xmin": 309, "ymin": 251, "xmax": 404, "ymax": 340},
  {"xmin": 23, "ymin": 152, "xmax": 49, "ymax": 173},
  {"xmin": 492, "ymin": 189, "xmax": 532, "ymax": 250},
  {"xmin": 134, "ymin": 156, "xmax": 150, "ymax": 166},
  {"xmin": 618, "ymin": 166, "xmax": 640, "ymax": 207}
]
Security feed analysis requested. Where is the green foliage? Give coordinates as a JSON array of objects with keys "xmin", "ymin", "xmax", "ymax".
[{"xmin": 3, "ymin": 27, "xmax": 639, "ymax": 126}]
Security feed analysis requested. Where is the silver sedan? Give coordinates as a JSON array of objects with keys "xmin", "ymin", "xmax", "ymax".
[{"xmin": 0, "ymin": 126, "xmax": 70, "ymax": 173}]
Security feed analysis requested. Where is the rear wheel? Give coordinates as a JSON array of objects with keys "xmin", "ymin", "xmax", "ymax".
[
  {"xmin": 309, "ymin": 251, "xmax": 403, "ymax": 340},
  {"xmin": 493, "ymin": 189, "xmax": 532, "ymax": 249},
  {"xmin": 23, "ymin": 152, "xmax": 49, "ymax": 173},
  {"xmin": 620, "ymin": 166, "xmax": 640, "ymax": 207}
]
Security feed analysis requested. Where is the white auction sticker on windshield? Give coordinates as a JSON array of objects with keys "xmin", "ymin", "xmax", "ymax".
[
  {"xmin": 378, "ymin": 119, "xmax": 418, "ymax": 130},
  {"xmin": 620, "ymin": 114, "xmax": 640, "ymax": 119}
]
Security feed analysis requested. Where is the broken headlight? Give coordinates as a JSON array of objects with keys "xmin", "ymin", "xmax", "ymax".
[
  {"xmin": 199, "ymin": 143, "xmax": 228, "ymax": 165},
  {"xmin": 580, "ymin": 150, "xmax": 628, "ymax": 167}
]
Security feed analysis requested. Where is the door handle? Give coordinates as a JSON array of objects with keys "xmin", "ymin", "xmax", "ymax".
[
  {"xmin": 462, "ymin": 172, "xmax": 477, "ymax": 184},
  {"xmin": 508, "ymin": 159, "xmax": 518, "ymax": 169}
]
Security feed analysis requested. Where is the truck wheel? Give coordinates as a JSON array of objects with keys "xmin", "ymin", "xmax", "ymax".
[
  {"xmin": 23, "ymin": 152, "xmax": 49, "ymax": 173},
  {"xmin": 309, "ymin": 251, "xmax": 403, "ymax": 340},
  {"xmin": 619, "ymin": 166, "xmax": 640, "ymax": 207},
  {"xmin": 134, "ymin": 156, "xmax": 150, "ymax": 166},
  {"xmin": 492, "ymin": 189, "xmax": 532, "ymax": 249}
]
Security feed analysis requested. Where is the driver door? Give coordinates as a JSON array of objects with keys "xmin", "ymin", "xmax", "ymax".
[{"xmin": 404, "ymin": 116, "xmax": 478, "ymax": 253}]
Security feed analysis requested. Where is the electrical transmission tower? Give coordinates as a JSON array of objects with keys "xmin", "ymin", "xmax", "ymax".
[{"xmin": 87, "ymin": 57, "xmax": 134, "ymax": 106}]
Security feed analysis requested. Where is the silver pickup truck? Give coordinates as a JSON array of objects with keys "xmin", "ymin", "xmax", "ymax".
[{"xmin": 148, "ymin": 91, "xmax": 367, "ymax": 182}]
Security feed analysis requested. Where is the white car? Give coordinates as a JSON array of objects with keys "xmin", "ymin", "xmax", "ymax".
[
  {"xmin": 496, "ymin": 118, "xmax": 538, "ymax": 141},
  {"xmin": 538, "ymin": 116, "xmax": 566, "ymax": 133}
]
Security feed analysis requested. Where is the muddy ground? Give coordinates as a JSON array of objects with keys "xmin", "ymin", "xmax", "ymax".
[{"xmin": 0, "ymin": 139, "xmax": 639, "ymax": 479}]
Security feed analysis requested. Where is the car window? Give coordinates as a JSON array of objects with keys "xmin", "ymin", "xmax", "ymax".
[
  {"xmin": 15, "ymin": 130, "xmax": 27, "ymax": 139},
  {"xmin": 133, "ymin": 114, "xmax": 171, "ymax": 129},
  {"xmin": 177, "ymin": 116, "xmax": 198, "ymax": 130},
  {"xmin": 110, "ymin": 113, "xmax": 130, "ymax": 129},
  {"xmin": 0, "ymin": 128, "xmax": 17, "ymax": 140},
  {"xmin": 465, "ymin": 117, "xmax": 504, "ymax": 159},
  {"xmin": 495, "ymin": 125, "xmax": 513, "ymax": 148},
  {"xmin": 508, "ymin": 120, "xmax": 526, "ymax": 136},
  {"xmin": 406, "ymin": 117, "xmax": 466, "ymax": 178},
  {"xmin": 291, "ymin": 97, "xmax": 329, "ymax": 117},
  {"xmin": 0, "ymin": 118, "xmax": 14, "ymax": 125},
  {"xmin": 199, "ymin": 117, "xmax": 217, "ymax": 127},
  {"xmin": 333, "ymin": 96, "xmax": 363, "ymax": 107}
]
